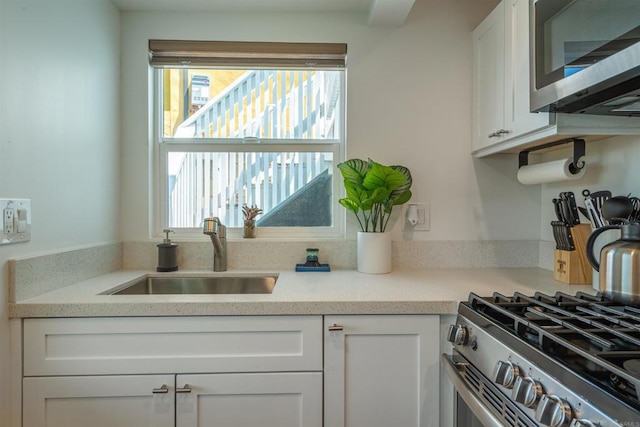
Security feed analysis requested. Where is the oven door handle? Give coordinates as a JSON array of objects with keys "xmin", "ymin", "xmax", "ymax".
[{"xmin": 441, "ymin": 353, "xmax": 506, "ymax": 427}]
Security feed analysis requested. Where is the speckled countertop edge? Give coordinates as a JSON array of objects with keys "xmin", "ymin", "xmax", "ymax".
[{"xmin": 8, "ymin": 268, "xmax": 596, "ymax": 318}]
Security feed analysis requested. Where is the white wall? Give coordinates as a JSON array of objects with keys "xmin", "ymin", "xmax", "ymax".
[
  {"xmin": 540, "ymin": 135, "xmax": 640, "ymax": 242},
  {"xmin": 120, "ymin": 0, "xmax": 541, "ymax": 243},
  {"xmin": 0, "ymin": 0, "xmax": 121, "ymax": 423}
]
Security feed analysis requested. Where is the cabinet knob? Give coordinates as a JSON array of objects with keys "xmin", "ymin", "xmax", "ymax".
[
  {"xmin": 152, "ymin": 384, "xmax": 169, "ymax": 394},
  {"xmin": 328, "ymin": 323, "xmax": 344, "ymax": 331},
  {"xmin": 176, "ymin": 384, "xmax": 192, "ymax": 393}
]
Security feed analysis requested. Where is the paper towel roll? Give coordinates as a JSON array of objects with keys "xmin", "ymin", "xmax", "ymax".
[{"xmin": 517, "ymin": 158, "xmax": 585, "ymax": 185}]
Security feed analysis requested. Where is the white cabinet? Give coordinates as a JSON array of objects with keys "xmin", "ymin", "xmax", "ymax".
[
  {"xmin": 23, "ymin": 375, "xmax": 175, "ymax": 427},
  {"xmin": 176, "ymin": 372, "xmax": 322, "ymax": 427},
  {"xmin": 24, "ymin": 373, "xmax": 322, "ymax": 427},
  {"xmin": 323, "ymin": 315, "xmax": 440, "ymax": 427},
  {"xmin": 471, "ymin": 1, "xmax": 506, "ymax": 153},
  {"xmin": 472, "ymin": 0, "xmax": 549, "ymax": 154},
  {"xmin": 472, "ymin": 0, "xmax": 640, "ymax": 157},
  {"xmin": 22, "ymin": 316, "xmax": 323, "ymax": 427},
  {"xmin": 21, "ymin": 314, "xmax": 443, "ymax": 427}
]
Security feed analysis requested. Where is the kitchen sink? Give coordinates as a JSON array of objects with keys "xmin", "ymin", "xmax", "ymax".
[{"xmin": 104, "ymin": 275, "xmax": 278, "ymax": 295}]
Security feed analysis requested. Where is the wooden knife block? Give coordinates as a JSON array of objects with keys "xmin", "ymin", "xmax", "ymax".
[{"xmin": 553, "ymin": 224, "xmax": 593, "ymax": 285}]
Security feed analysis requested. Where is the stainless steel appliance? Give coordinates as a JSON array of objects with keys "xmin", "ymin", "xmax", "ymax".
[
  {"xmin": 530, "ymin": 0, "xmax": 640, "ymax": 116},
  {"xmin": 586, "ymin": 221, "xmax": 640, "ymax": 304},
  {"xmin": 442, "ymin": 291, "xmax": 640, "ymax": 426}
]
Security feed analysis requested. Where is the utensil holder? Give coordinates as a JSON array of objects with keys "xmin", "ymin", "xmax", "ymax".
[{"xmin": 554, "ymin": 224, "xmax": 592, "ymax": 285}]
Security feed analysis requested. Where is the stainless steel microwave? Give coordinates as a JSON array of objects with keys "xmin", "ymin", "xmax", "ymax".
[{"xmin": 530, "ymin": 0, "xmax": 640, "ymax": 116}]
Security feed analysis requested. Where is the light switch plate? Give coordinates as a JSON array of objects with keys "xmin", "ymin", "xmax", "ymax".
[{"xmin": 1, "ymin": 199, "xmax": 31, "ymax": 245}]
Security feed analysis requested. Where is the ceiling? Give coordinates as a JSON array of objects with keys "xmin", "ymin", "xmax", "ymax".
[{"xmin": 110, "ymin": 0, "xmax": 416, "ymax": 26}]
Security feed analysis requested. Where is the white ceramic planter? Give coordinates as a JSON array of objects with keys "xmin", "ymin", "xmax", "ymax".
[{"xmin": 357, "ymin": 231, "xmax": 392, "ymax": 274}]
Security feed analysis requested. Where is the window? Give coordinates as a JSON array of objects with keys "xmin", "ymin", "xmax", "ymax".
[{"xmin": 150, "ymin": 40, "xmax": 346, "ymax": 238}]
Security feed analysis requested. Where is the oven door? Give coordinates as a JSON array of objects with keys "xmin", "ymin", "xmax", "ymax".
[{"xmin": 441, "ymin": 353, "xmax": 537, "ymax": 427}]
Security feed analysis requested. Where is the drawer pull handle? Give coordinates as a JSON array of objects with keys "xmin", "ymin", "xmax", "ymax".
[
  {"xmin": 328, "ymin": 323, "xmax": 344, "ymax": 331},
  {"xmin": 488, "ymin": 129, "xmax": 510, "ymax": 138},
  {"xmin": 176, "ymin": 384, "xmax": 192, "ymax": 393},
  {"xmin": 152, "ymin": 384, "xmax": 169, "ymax": 394}
]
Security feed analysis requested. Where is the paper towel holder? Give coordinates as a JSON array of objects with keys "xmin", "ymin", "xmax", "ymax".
[{"xmin": 518, "ymin": 138, "xmax": 586, "ymax": 172}]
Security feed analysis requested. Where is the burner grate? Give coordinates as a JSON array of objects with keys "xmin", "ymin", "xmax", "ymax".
[{"xmin": 466, "ymin": 291, "xmax": 640, "ymax": 406}]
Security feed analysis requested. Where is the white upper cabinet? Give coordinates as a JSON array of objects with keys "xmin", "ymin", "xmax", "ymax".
[
  {"xmin": 471, "ymin": 1, "xmax": 506, "ymax": 153},
  {"xmin": 472, "ymin": 0, "xmax": 640, "ymax": 157}
]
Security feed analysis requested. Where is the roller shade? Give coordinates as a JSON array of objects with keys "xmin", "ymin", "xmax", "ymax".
[{"xmin": 149, "ymin": 40, "xmax": 347, "ymax": 68}]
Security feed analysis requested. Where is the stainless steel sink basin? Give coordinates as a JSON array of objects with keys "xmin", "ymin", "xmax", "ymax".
[{"xmin": 105, "ymin": 275, "xmax": 278, "ymax": 295}]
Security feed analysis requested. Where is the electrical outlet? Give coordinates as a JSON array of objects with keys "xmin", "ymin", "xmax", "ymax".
[
  {"xmin": 4, "ymin": 208, "xmax": 14, "ymax": 234},
  {"xmin": 402, "ymin": 202, "xmax": 430, "ymax": 231},
  {"xmin": 1, "ymin": 199, "xmax": 31, "ymax": 245}
]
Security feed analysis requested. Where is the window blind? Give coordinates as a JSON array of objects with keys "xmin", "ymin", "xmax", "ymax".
[{"xmin": 149, "ymin": 40, "xmax": 347, "ymax": 68}]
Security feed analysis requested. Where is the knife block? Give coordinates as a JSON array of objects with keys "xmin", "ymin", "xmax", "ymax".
[{"xmin": 553, "ymin": 224, "xmax": 593, "ymax": 285}]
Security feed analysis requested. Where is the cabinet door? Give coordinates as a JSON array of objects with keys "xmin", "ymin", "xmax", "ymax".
[
  {"xmin": 504, "ymin": 0, "xmax": 550, "ymax": 138},
  {"xmin": 472, "ymin": 1, "xmax": 505, "ymax": 152},
  {"xmin": 324, "ymin": 315, "xmax": 440, "ymax": 427},
  {"xmin": 176, "ymin": 372, "xmax": 322, "ymax": 427},
  {"xmin": 23, "ymin": 375, "xmax": 175, "ymax": 427}
]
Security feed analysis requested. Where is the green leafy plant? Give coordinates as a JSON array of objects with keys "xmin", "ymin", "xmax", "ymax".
[{"xmin": 337, "ymin": 158, "xmax": 412, "ymax": 232}]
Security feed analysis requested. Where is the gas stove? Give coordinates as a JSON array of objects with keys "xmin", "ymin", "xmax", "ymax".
[{"xmin": 443, "ymin": 291, "xmax": 640, "ymax": 427}]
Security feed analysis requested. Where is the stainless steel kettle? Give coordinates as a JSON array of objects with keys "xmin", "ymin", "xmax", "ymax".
[{"xmin": 586, "ymin": 221, "xmax": 640, "ymax": 304}]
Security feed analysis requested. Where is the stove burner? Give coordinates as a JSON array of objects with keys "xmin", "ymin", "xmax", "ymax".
[
  {"xmin": 464, "ymin": 291, "xmax": 640, "ymax": 413},
  {"xmin": 623, "ymin": 359, "xmax": 640, "ymax": 375}
]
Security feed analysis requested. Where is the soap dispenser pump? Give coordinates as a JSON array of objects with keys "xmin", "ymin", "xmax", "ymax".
[{"xmin": 157, "ymin": 229, "xmax": 178, "ymax": 272}]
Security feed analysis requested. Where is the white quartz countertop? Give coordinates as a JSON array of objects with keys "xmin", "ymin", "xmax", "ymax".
[{"xmin": 9, "ymin": 268, "xmax": 597, "ymax": 318}]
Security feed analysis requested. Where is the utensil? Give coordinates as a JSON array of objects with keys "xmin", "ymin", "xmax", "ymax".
[
  {"xmin": 630, "ymin": 197, "xmax": 640, "ymax": 222},
  {"xmin": 583, "ymin": 189, "xmax": 610, "ymax": 228},
  {"xmin": 577, "ymin": 206, "xmax": 592, "ymax": 224},
  {"xmin": 586, "ymin": 221, "xmax": 640, "ymax": 304},
  {"xmin": 551, "ymin": 221, "xmax": 561, "ymax": 249},
  {"xmin": 561, "ymin": 223, "xmax": 575, "ymax": 250},
  {"xmin": 563, "ymin": 191, "xmax": 580, "ymax": 225},
  {"xmin": 583, "ymin": 189, "xmax": 611, "ymax": 216},
  {"xmin": 601, "ymin": 196, "xmax": 633, "ymax": 224},
  {"xmin": 584, "ymin": 197, "xmax": 604, "ymax": 228}
]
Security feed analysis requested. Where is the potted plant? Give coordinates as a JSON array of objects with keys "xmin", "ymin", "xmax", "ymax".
[
  {"xmin": 242, "ymin": 204, "xmax": 263, "ymax": 238},
  {"xmin": 337, "ymin": 158, "xmax": 412, "ymax": 273}
]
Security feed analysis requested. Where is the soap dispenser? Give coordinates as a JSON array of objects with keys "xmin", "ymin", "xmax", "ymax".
[{"xmin": 157, "ymin": 229, "xmax": 178, "ymax": 272}]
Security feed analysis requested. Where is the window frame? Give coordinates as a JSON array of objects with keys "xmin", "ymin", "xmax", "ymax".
[{"xmin": 151, "ymin": 67, "xmax": 347, "ymax": 240}]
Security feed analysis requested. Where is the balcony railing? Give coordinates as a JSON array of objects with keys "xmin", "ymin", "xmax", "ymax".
[{"xmin": 168, "ymin": 70, "xmax": 339, "ymax": 228}]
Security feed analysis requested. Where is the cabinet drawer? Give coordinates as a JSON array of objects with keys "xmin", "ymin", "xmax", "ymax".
[{"xmin": 24, "ymin": 316, "xmax": 322, "ymax": 376}]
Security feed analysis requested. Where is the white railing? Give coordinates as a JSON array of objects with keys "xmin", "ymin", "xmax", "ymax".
[
  {"xmin": 175, "ymin": 70, "xmax": 338, "ymax": 139},
  {"xmin": 169, "ymin": 152, "xmax": 332, "ymax": 227},
  {"xmin": 168, "ymin": 70, "xmax": 339, "ymax": 227}
]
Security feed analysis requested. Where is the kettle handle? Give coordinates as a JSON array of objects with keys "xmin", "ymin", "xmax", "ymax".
[{"xmin": 585, "ymin": 225, "xmax": 620, "ymax": 272}]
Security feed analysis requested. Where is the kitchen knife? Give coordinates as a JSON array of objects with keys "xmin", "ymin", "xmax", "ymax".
[
  {"xmin": 551, "ymin": 221, "xmax": 561, "ymax": 249},
  {"xmin": 564, "ymin": 192, "xmax": 580, "ymax": 225},
  {"xmin": 577, "ymin": 206, "xmax": 592, "ymax": 224},
  {"xmin": 563, "ymin": 224, "xmax": 575, "ymax": 250},
  {"xmin": 552, "ymin": 198, "xmax": 565, "ymax": 223}
]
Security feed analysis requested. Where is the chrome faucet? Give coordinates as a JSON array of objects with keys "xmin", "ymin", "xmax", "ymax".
[{"xmin": 203, "ymin": 217, "xmax": 227, "ymax": 271}]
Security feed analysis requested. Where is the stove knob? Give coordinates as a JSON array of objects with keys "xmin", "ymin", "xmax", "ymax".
[
  {"xmin": 511, "ymin": 376, "xmax": 542, "ymax": 408},
  {"xmin": 447, "ymin": 324, "xmax": 468, "ymax": 346},
  {"xmin": 493, "ymin": 360, "xmax": 520, "ymax": 388},
  {"xmin": 535, "ymin": 394, "xmax": 572, "ymax": 427}
]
